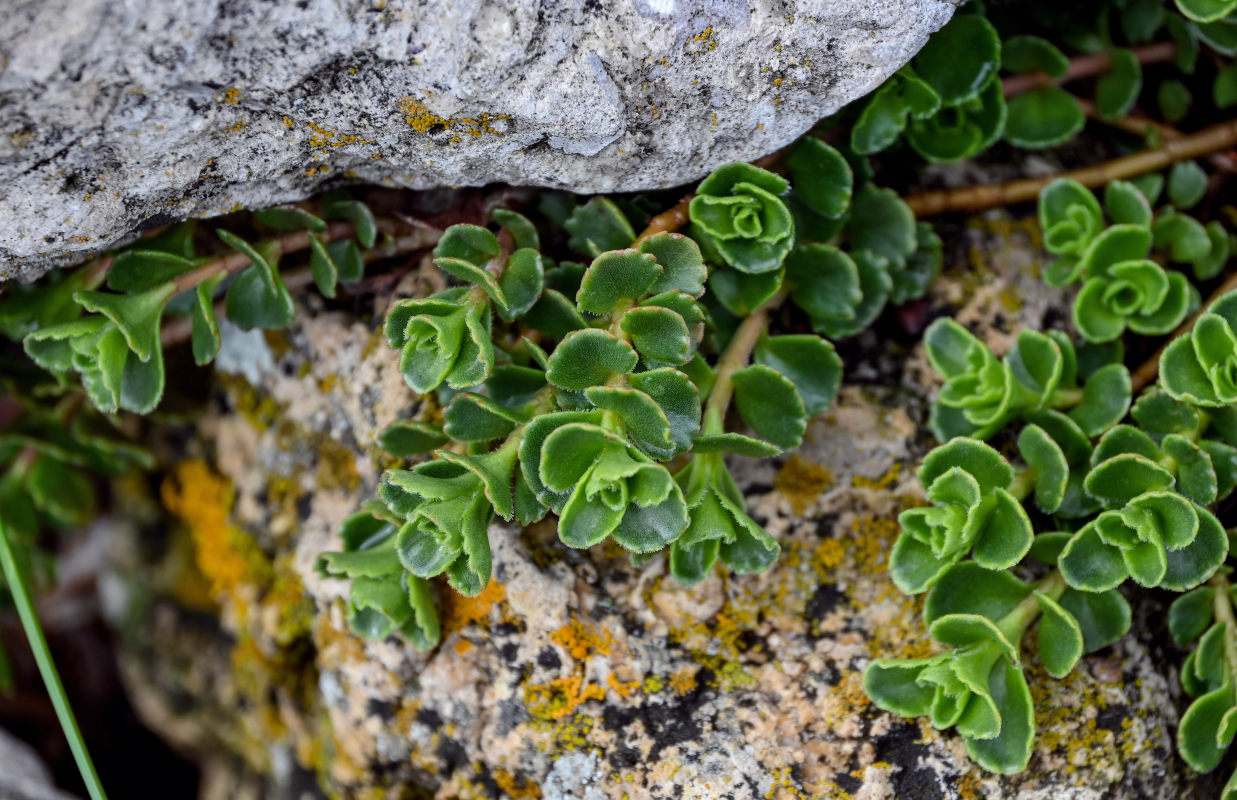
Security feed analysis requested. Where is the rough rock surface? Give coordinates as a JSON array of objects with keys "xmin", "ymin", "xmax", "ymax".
[
  {"xmin": 0, "ymin": 727, "xmax": 78, "ymax": 800},
  {"xmin": 0, "ymin": 0, "xmax": 958, "ymax": 279},
  {"xmin": 98, "ymin": 211, "xmax": 1199, "ymax": 799}
]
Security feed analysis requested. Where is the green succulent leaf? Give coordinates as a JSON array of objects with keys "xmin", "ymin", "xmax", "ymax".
[
  {"xmin": 1192, "ymin": 222, "xmax": 1230, "ymax": 281},
  {"xmin": 1170, "ymin": 161, "xmax": 1209, "ymax": 210},
  {"xmin": 627, "ymin": 368, "xmax": 701, "ymax": 456},
  {"xmin": 1178, "ymin": 682, "xmax": 1237, "ymax": 773},
  {"xmin": 1059, "ymin": 522, "xmax": 1130, "ymax": 592},
  {"xmin": 1104, "ymin": 181, "xmax": 1153, "ymax": 227},
  {"xmin": 224, "ymin": 257, "xmax": 295, "ymax": 331},
  {"xmin": 490, "ymin": 207, "xmax": 540, "ymax": 251},
  {"xmin": 691, "ymin": 432, "xmax": 781, "ymax": 458},
  {"xmin": 638, "ymin": 233, "xmax": 708, "ymax": 298},
  {"xmin": 564, "ymin": 197, "xmax": 636, "ymax": 258},
  {"xmin": 905, "ymin": 79, "xmax": 1006, "ymax": 163},
  {"xmin": 1096, "ymin": 48, "xmax": 1142, "ymax": 119},
  {"xmin": 923, "ymin": 562, "xmax": 1032, "ymax": 626},
  {"xmin": 106, "ymin": 250, "xmax": 198, "ymax": 293},
  {"xmin": 496, "ymin": 248, "xmax": 545, "ymax": 321},
  {"xmin": 785, "ymin": 244, "xmax": 862, "ymax": 321},
  {"xmin": 1004, "ymin": 88, "xmax": 1084, "ymax": 149},
  {"xmin": 1084, "ymin": 453, "xmax": 1174, "ymax": 506},
  {"xmin": 1154, "ymin": 210, "xmax": 1212, "ymax": 263},
  {"xmin": 1171, "ymin": 586, "xmax": 1217, "ymax": 645},
  {"xmin": 190, "ymin": 272, "xmax": 226, "ymax": 366},
  {"xmin": 1162, "ymin": 503, "xmax": 1228, "ymax": 591},
  {"xmin": 585, "ymin": 385, "xmax": 673, "ymax": 452},
  {"xmin": 545, "ymin": 329, "xmax": 638, "ymax": 391},
  {"xmin": 1068, "ymin": 363, "xmax": 1132, "ymax": 437},
  {"xmin": 731, "ymin": 364, "xmax": 808, "ymax": 449},
  {"xmin": 890, "ymin": 222, "xmax": 943, "ymax": 305},
  {"xmin": 912, "ymin": 14, "xmax": 1000, "ymax": 106},
  {"xmin": 443, "ymin": 393, "xmax": 522, "ymax": 442},
  {"xmin": 325, "ymin": 195, "xmax": 378, "ymax": 248},
  {"xmin": 1018, "ymin": 424, "xmax": 1069, "ymax": 513},
  {"xmin": 847, "ymin": 184, "xmax": 917, "ymax": 269},
  {"xmin": 434, "ymin": 224, "xmax": 501, "ymax": 267},
  {"xmin": 377, "ymin": 420, "xmax": 449, "ymax": 457},
  {"xmin": 1164, "ymin": 433, "xmax": 1218, "ymax": 504},
  {"xmin": 308, "ymin": 234, "xmax": 340, "ymax": 299},
  {"xmin": 1058, "ymin": 587, "xmax": 1132, "ymax": 653},
  {"xmin": 1002, "ymin": 35, "xmax": 1069, "ymax": 77},
  {"xmin": 620, "ymin": 306, "xmax": 692, "ymax": 366},
  {"xmin": 523, "ymin": 289, "xmax": 588, "ymax": 339},
  {"xmin": 1035, "ymin": 591, "xmax": 1084, "ymax": 678},
  {"xmin": 919, "ymin": 436, "xmax": 1014, "ymax": 495},
  {"xmin": 576, "ymin": 250, "xmax": 661, "ymax": 313},
  {"xmin": 753, "ymin": 334, "xmax": 842, "ymax": 417},
  {"xmin": 785, "ymin": 137, "xmax": 853, "ymax": 218},
  {"xmin": 254, "ymin": 205, "xmax": 326, "ymax": 233}
]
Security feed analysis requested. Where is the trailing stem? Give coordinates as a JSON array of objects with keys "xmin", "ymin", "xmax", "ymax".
[{"xmin": 904, "ymin": 118, "xmax": 1237, "ymax": 217}]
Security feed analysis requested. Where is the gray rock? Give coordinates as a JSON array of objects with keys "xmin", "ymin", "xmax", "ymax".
[
  {"xmin": 0, "ymin": 0, "xmax": 958, "ymax": 279},
  {"xmin": 0, "ymin": 728, "xmax": 78, "ymax": 800}
]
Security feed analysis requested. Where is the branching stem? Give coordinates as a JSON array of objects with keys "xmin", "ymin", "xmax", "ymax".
[
  {"xmin": 1001, "ymin": 41, "xmax": 1178, "ymax": 97},
  {"xmin": 0, "ymin": 514, "xmax": 108, "ymax": 800},
  {"xmin": 904, "ymin": 118, "xmax": 1237, "ymax": 217}
]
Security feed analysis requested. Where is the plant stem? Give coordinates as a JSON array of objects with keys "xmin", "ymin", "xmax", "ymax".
[
  {"xmin": 702, "ymin": 288, "xmax": 789, "ymax": 433},
  {"xmin": 997, "ymin": 570, "xmax": 1066, "ymax": 645},
  {"xmin": 1002, "ymin": 41, "xmax": 1177, "ymax": 97},
  {"xmin": 633, "ymin": 199, "xmax": 693, "ymax": 246},
  {"xmin": 0, "ymin": 514, "xmax": 108, "ymax": 800},
  {"xmin": 159, "ymin": 227, "xmax": 439, "ymax": 347},
  {"xmin": 904, "ymin": 118, "xmax": 1237, "ymax": 217},
  {"xmin": 1209, "ymin": 571, "xmax": 1237, "ymax": 683},
  {"xmin": 1074, "ymin": 97, "xmax": 1237, "ymax": 172}
]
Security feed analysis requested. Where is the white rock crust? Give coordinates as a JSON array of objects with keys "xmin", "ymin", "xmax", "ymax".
[{"xmin": 0, "ymin": 0, "xmax": 958, "ymax": 278}]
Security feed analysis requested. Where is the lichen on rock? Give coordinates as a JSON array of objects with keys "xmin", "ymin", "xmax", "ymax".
[{"xmin": 97, "ymin": 214, "xmax": 1192, "ymax": 798}]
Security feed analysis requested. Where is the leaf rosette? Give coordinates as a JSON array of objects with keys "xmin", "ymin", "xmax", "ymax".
[
  {"xmin": 538, "ymin": 422, "xmax": 689, "ymax": 553},
  {"xmin": 689, "ymin": 163, "xmax": 795, "ymax": 274},
  {"xmin": 1162, "ymin": 291, "xmax": 1237, "ymax": 407},
  {"xmin": 890, "ymin": 438, "xmax": 1033, "ymax": 593},
  {"xmin": 1059, "ymin": 490, "xmax": 1226, "ymax": 592}
]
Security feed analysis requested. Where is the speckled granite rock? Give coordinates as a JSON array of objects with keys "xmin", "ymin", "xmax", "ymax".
[
  {"xmin": 97, "ymin": 213, "xmax": 1199, "ymax": 799},
  {"xmin": 0, "ymin": 0, "xmax": 960, "ymax": 279}
]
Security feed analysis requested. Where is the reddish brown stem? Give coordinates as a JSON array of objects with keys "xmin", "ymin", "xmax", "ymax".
[
  {"xmin": 1002, "ymin": 41, "xmax": 1178, "ymax": 97},
  {"xmin": 904, "ymin": 118, "xmax": 1237, "ymax": 217}
]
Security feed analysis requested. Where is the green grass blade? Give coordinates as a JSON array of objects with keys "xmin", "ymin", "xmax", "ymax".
[{"xmin": 0, "ymin": 514, "xmax": 108, "ymax": 800}]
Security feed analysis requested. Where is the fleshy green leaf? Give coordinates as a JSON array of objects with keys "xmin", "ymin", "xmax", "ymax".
[
  {"xmin": 1004, "ymin": 88, "xmax": 1084, "ymax": 149},
  {"xmin": 785, "ymin": 137, "xmax": 853, "ymax": 218},
  {"xmin": 564, "ymin": 197, "xmax": 636, "ymax": 257},
  {"xmin": 377, "ymin": 420, "xmax": 448, "ymax": 456},
  {"xmin": 912, "ymin": 14, "xmax": 1000, "ymax": 105},
  {"xmin": 731, "ymin": 364, "xmax": 807, "ymax": 449},
  {"xmin": 1096, "ymin": 48, "xmax": 1142, "ymax": 119},
  {"xmin": 255, "ymin": 205, "xmax": 326, "ymax": 232},
  {"xmin": 545, "ymin": 329, "xmax": 638, "ymax": 391},
  {"xmin": 1035, "ymin": 592, "xmax": 1085, "ymax": 678},
  {"xmin": 753, "ymin": 334, "xmax": 842, "ymax": 417},
  {"xmin": 576, "ymin": 250, "xmax": 660, "ymax": 313},
  {"xmin": 1058, "ymin": 587, "xmax": 1132, "ymax": 653}
]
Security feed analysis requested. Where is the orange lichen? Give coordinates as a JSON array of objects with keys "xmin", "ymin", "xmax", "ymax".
[
  {"xmin": 551, "ymin": 619, "xmax": 613, "ymax": 661},
  {"xmin": 668, "ymin": 667, "xmax": 699, "ymax": 694},
  {"xmin": 774, "ymin": 455, "xmax": 834, "ymax": 514},
  {"xmin": 606, "ymin": 673, "xmax": 641, "ymax": 698},
  {"xmin": 161, "ymin": 460, "xmax": 272, "ymax": 601},
  {"xmin": 441, "ymin": 579, "xmax": 506, "ymax": 635}
]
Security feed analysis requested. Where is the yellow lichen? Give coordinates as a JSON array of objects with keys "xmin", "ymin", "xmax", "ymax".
[
  {"xmin": 524, "ymin": 675, "xmax": 606, "ymax": 721},
  {"xmin": 397, "ymin": 97, "xmax": 509, "ymax": 141},
  {"xmin": 774, "ymin": 454, "xmax": 834, "ymax": 514}
]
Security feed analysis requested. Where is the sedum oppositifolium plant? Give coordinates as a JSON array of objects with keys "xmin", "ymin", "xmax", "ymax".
[{"xmin": 8, "ymin": 0, "xmax": 1237, "ymax": 796}]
